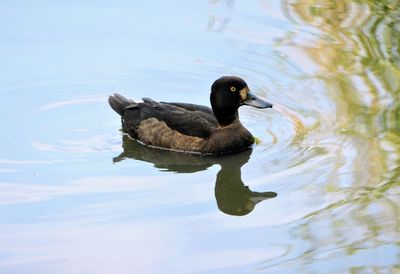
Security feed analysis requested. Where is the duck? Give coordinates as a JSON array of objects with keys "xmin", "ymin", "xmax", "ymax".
[{"xmin": 108, "ymin": 76, "xmax": 273, "ymax": 155}]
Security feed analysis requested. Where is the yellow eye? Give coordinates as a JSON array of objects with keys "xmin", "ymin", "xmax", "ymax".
[{"xmin": 230, "ymin": 87, "xmax": 236, "ymax": 92}]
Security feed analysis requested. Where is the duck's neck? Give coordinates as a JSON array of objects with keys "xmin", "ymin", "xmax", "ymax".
[
  {"xmin": 214, "ymin": 109, "xmax": 239, "ymax": 127},
  {"xmin": 218, "ymin": 118, "xmax": 242, "ymax": 129}
]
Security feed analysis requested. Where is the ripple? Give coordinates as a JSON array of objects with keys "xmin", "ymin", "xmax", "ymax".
[
  {"xmin": 32, "ymin": 135, "xmax": 121, "ymax": 153},
  {"xmin": 40, "ymin": 96, "xmax": 106, "ymax": 111}
]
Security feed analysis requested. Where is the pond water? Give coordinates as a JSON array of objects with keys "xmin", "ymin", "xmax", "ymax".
[{"xmin": 1, "ymin": 0, "xmax": 400, "ymax": 273}]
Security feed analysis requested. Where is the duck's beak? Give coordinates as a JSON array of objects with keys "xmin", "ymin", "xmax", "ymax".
[
  {"xmin": 250, "ymin": 192, "xmax": 277, "ymax": 204},
  {"xmin": 242, "ymin": 90, "xmax": 273, "ymax": 109}
]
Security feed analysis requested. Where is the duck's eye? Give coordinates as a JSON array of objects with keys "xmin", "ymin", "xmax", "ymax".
[{"xmin": 230, "ymin": 87, "xmax": 236, "ymax": 92}]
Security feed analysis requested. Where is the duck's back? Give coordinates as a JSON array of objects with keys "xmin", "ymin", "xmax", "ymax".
[{"xmin": 109, "ymin": 94, "xmax": 219, "ymax": 153}]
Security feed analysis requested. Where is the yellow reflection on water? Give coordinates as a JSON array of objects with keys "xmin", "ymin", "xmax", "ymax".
[{"xmin": 263, "ymin": 0, "xmax": 400, "ymax": 271}]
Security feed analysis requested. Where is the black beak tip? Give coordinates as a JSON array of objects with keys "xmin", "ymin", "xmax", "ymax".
[{"xmin": 259, "ymin": 102, "xmax": 273, "ymax": 109}]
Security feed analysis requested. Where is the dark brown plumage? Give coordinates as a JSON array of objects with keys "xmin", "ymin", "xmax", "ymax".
[{"xmin": 108, "ymin": 76, "xmax": 273, "ymax": 155}]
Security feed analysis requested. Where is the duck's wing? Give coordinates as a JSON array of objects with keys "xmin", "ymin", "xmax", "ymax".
[
  {"xmin": 160, "ymin": 101, "xmax": 218, "ymax": 126},
  {"xmin": 121, "ymin": 97, "xmax": 217, "ymax": 139},
  {"xmin": 163, "ymin": 102, "xmax": 214, "ymax": 115}
]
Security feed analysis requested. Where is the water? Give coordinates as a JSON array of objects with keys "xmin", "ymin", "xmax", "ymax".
[{"xmin": 1, "ymin": 0, "xmax": 399, "ymax": 273}]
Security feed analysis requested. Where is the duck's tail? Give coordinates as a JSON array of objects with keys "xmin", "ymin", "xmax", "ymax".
[{"xmin": 108, "ymin": 93, "xmax": 136, "ymax": 116}]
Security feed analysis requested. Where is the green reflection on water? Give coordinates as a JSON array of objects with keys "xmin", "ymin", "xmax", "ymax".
[
  {"xmin": 273, "ymin": 0, "xmax": 400, "ymax": 271},
  {"xmin": 114, "ymin": 135, "xmax": 277, "ymax": 216}
]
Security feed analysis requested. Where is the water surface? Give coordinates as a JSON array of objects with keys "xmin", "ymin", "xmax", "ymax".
[{"xmin": 0, "ymin": 0, "xmax": 399, "ymax": 273}]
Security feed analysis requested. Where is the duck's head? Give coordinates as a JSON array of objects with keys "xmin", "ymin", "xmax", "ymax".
[{"xmin": 210, "ymin": 76, "xmax": 272, "ymax": 126}]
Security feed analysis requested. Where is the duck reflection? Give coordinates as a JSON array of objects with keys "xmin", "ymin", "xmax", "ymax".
[{"xmin": 113, "ymin": 135, "xmax": 277, "ymax": 216}]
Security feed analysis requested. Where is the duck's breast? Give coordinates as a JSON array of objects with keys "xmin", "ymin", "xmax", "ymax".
[{"xmin": 204, "ymin": 122, "xmax": 254, "ymax": 154}]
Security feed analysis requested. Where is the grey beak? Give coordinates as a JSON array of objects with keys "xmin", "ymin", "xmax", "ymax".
[
  {"xmin": 242, "ymin": 91, "xmax": 273, "ymax": 109},
  {"xmin": 249, "ymin": 192, "xmax": 278, "ymax": 204}
]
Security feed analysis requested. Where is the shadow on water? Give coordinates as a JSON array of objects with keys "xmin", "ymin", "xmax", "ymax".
[{"xmin": 113, "ymin": 135, "xmax": 277, "ymax": 216}]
